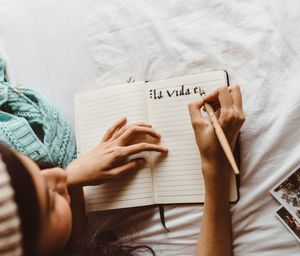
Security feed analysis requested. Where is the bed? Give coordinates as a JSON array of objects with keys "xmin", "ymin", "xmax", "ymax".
[{"xmin": 0, "ymin": 0, "xmax": 299, "ymax": 255}]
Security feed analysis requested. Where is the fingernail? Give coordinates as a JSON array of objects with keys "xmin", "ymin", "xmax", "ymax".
[{"xmin": 163, "ymin": 147, "xmax": 168, "ymax": 152}]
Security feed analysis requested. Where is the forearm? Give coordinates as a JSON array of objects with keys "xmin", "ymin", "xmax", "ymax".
[
  {"xmin": 196, "ymin": 167, "xmax": 232, "ymax": 256},
  {"xmin": 189, "ymin": 85, "xmax": 244, "ymax": 256}
]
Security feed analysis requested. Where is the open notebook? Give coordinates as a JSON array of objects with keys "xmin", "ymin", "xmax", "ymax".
[{"xmin": 75, "ymin": 70, "xmax": 238, "ymax": 212}]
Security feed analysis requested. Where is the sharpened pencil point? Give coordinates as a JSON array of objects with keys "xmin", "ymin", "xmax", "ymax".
[{"xmin": 199, "ymin": 87, "xmax": 206, "ymax": 98}]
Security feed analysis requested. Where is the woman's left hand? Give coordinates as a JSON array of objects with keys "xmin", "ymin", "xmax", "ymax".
[{"xmin": 66, "ymin": 117, "xmax": 168, "ymax": 187}]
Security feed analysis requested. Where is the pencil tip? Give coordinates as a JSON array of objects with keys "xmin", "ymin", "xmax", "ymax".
[{"xmin": 199, "ymin": 87, "xmax": 206, "ymax": 97}]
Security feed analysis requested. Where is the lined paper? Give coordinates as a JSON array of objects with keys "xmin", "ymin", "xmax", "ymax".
[
  {"xmin": 75, "ymin": 72, "xmax": 238, "ymax": 211},
  {"xmin": 75, "ymin": 83, "xmax": 154, "ymax": 211},
  {"xmin": 146, "ymin": 71, "xmax": 237, "ymax": 204}
]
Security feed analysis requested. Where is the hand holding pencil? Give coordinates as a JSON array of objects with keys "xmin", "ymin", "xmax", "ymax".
[{"xmin": 188, "ymin": 85, "xmax": 245, "ymax": 177}]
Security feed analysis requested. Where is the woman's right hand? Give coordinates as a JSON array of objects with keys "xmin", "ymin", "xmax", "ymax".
[
  {"xmin": 188, "ymin": 85, "xmax": 245, "ymax": 184},
  {"xmin": 66, "ymin": 117, "xmax": 168, "ymax": 187}
]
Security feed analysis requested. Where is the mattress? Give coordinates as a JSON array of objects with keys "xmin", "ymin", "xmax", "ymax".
[{"xmin": 0, "ymin": 0, "xmax": 299, "ymax": 255}]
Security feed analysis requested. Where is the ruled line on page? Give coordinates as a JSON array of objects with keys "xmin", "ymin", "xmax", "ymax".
[
  {"xmin": 75, "ymin": 83, "xmax": 155, "ymax": 211},
  {"xmin": 146, "ymin": 73, "xmax": 228, "ymax": 203}
]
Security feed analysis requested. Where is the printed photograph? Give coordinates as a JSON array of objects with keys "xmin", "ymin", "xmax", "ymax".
[
  {"xmin": 276, "ymin": 206, "xmax": 300, "ymax": 243},
  {"xmin": 271, "ymin": 167, "xmax": 300, "ymax": 222}
]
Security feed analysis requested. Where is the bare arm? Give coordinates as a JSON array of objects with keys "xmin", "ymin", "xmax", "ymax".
[
  {"xmin": 196, "ymin": 164, "xmax": 232, "ymax": 256},
  {"xmin": 188, "ymin": 85, "xmax": 245, "ymax": 256},
  {"xmin": 64, "ymin": 118, "xmax": 168, "ymax": 252}
]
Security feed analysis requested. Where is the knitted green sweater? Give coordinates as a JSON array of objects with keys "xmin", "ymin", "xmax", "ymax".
[{"xmin": 0, "ymin": 58, "xmax": 77, "ymax": 168}]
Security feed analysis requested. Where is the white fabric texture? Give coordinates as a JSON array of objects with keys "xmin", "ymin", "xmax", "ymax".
[
  {"xmin": 0, "ymin": 0, "xmax": 300, "ymax": 255},
  {"xmin": 0, "ymin": 157, "xmax": 22, "ymax": 256}
]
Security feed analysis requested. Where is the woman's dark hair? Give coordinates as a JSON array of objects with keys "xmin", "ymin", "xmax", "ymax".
[
  {"xmin": 63, "ymin": 200, "xmax": 157, "ymax": 256},
  {"xmin": 0, "ymin": 143, "xmax": 40, "ymax": 256},
  {"xmin": 78, "ymin": 214, "xmax": 156, "ymax": 256},
  {"xmin": 63, "ymin": 205, "xmax": 157, "ymax": 256}
]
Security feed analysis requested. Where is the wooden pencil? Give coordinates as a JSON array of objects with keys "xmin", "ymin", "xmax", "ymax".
[{"xmin": 199, "ymin": 87, "xmax": 240, "ymax": 175}]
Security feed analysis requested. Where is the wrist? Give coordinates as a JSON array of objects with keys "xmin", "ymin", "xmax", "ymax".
[
  {"xmin": 202, "ymin": 160, "xmax": 231, "ymax": 180},
  {"xmin": 66, "ymin": 164, "xmax": 85, "ymax": 188},
  {"xmin": 202, "ymin": 163, "xmax": 231, "ymax": 197}
]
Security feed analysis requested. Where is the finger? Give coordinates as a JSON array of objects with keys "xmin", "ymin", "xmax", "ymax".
[
  {"xmin": 120, "ymin": 143, "xmax": 168, "ymax": 158},
  {"xmin": 213, "ymin": 86, "xmax": 234, "ymax": 127},
  {"xmin": 202, "ymin": 87, "xmax": 220, "ymax": 104},
  {"xmin": 204, "ymin": 86, "xmax": 233, "ymax": 110},
  {"xmin": 102, "ymin": 117, "xmax": 127, "ymax": 142},
  {"xmin": 110, "ymin": 158, "xmax": 145, "ymax": 177},
  {"xmin": 204, "ymin": 86, "xmax": 235, "ymax": 128},
  {"xmin": 188, "ymin": 99, "xmax": 207, "ymax": 128},
  {"xmin": 217, "ymin": 86, "xmax": 233, "ymax": 110},
  {"xmin": 111, "ymin": 121, "xmax": 152, "ymax": 140},
  {"xmin": 229, "ymin": 85, "xmax": 243, "ymax": 112},
  {"xmin": 230, "ymin": 85, "xmax": 246, "ymax": 125},
  {"xmin": 118, "ymin": 126, "xmax": 161, "ymax": 145},
  {"xmin": 200, "ymin": 88, "xmax": 221, "ymax": 112},
  {"xmin": 132, "ymin": 121, "xmax": 152, "ymax": 127}
]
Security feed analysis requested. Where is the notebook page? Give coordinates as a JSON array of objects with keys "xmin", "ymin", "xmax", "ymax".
[
  {"xmin": 75, "ymin": 83, "xmax": 154, "ymax": 211},
  {"xmin": 147, "ymin": 71, "xmax": 237, "ymax": 204}
]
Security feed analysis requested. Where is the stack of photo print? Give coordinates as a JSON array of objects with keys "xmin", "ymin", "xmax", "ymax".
[{"xmin": 270, "ymin": 167, "xmax": 300, "ymax": 243}]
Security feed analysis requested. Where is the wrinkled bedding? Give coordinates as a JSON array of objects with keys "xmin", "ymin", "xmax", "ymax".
[{"xmin": 1, "ymin": 0, "xmax": 300, "ymax": 255}]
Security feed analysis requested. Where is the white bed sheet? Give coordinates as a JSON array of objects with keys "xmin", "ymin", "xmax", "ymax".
[{"xmin": 1, "ymin": 0, "xmax": 300, "ymax": 255}]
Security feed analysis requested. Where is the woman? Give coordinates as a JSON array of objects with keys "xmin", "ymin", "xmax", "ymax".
[
  {"xmin": 1, "ymin": 119, "xmax": 168, "ymax": 256},
  {"xmin": 0, "ymin": 85, "xmax": 244, "ymax": 256}
]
